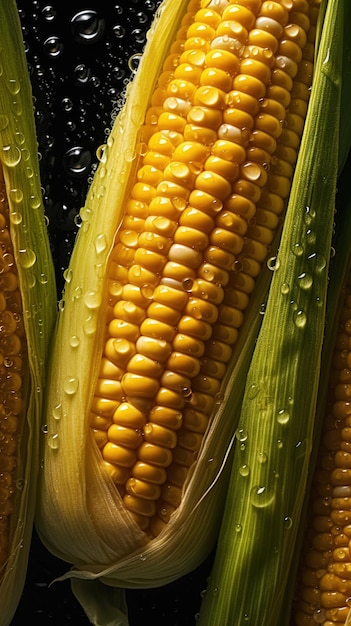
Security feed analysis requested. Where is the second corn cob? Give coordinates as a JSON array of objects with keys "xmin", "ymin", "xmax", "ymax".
[
  {"xmin": 36, "ymin": 0, "xmax": 322, "ymax": 622},
  {"xmin": 0, "ymin": 2, "xmax": 57, "ymax": 625}
]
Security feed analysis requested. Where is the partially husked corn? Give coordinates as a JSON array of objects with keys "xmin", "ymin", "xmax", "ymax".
[
  {"xmin": 0, "ymin": 2, "xmax": 57, "ymax": 624},
  {"xmin": 86, "ymin": 0, "xmax": 319, "ymax": 537},
  {"xmin": 292, "ymin": 273, "xmax": 351, "ymax": 626}
]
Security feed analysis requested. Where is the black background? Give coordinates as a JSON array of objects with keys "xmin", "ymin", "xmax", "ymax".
[{"xmin": 11, "ymin": 1, "xmax": 215, "ymax": 624}]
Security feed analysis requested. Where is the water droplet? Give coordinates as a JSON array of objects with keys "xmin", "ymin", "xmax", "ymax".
[
  {"xmin": 84, "ymin": 290, "xmax": 102, "ymax": 309},
  {"xmin": 297, "ymin": 272, "xmax": 313, "ymax": 290},
  {"xmin": 44, "ymin": 36, "xmax": 63, "ymax": 57},
  {"xmin": 41, "ymin": 424, "xmax": 48, "ymax": 434},
  {"xmin": 250, "ymin": 485, "xmax": 275, "ymax": 508},
  {"xmin": 48, "ymin": 433, "xmax": 59, "ymax": 450},
  {"xmin": 63, "ymin": 146, "xmax": 91, "ymax": 178},
  {"xmin": 247, "ymin": 383, "xmax": 260, "ymax": 399},
  {"xmin": 293, "ymin": 309, "xmax": 307, "ymax": 329},
  {"xmin": 277, "ymin": 409, "xmax": 290, "ymax": 425},
  {"xmin": 18, "ymin": 248, "xmax": 36, "ymax": 268},
  {"xmin": 281, "ymin": 282, "xmax": 290, "ymax": 295},
  {"xmin": 235, "ymin": 427, "xmax": 248, "ymax": 442},
  {"xmin": 283, "ymin": 515, "xmax": 293, "ymax": 529},
  {"xmin": 239, "ymin": 464, "xmax": 250, "ymax": 477},
  {"xmin": 139, "ymin": 553, "xmax": 147, "ymax": 561},
  {"xmin": 83, "ymin": 315, "xmax": 97, "ymax": 335},
  {"xmin": 52, "ymin": 403, "xmax": 62, "ymax": 420},
  {"xmin": 94, "ymin": 233, "xmax": 107, "ymax": 255},
  {"xmin": 235, "ymin": 523, "xmax": 242, "ymax": 533},
  {"xmin": 10, "ymin": 211, "xmax": 22, "ymax": 225},
  {"xmin": 0, "ymin": 114, "xmax": 9, "ymax": 130},
  {"xmin": 1, "ymin": 145, "xmax": 21, "ymax": 166},
  {"xmin": 69, "ymin": 335, "xmax": 80, "ymax": 348},
  {"xmin": 63, "ymin": 376, "xmax": 79, "ymax": 395},
  {"xmin": 313, "ymin": 608, "xmax": 327, "ymax": 623},
  {"xmin": 257, "ymin": 451, "xmax": 267, "ymax": 464},
  {"xmin": 267, "ymin": 256, "xmax": 279, "ymax": 271},
  {"xmin": 63, "ymin": 268, "xmax": 73, "ymax": 283},
  {"xmin": 292, "ymin": 243, "xmax": 303, "ymax": 257},
  {"xmin": 9, "ymin": 188, "xmax": 23, "ymax": 204},
  {"xmin": 71, "ymin": 10, "xmax": 105, "ymax": 44}
]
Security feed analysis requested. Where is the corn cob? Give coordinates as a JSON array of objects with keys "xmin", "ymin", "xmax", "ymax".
[
  {"xmin": 196, "ymin": 1, "xmax": 349, "ymax": 624},
  {"xmin": 0, "ymin": 2, "xmax": 57, "ymax": 625},
  {"xmin": 291, "ymin": 273, "xmax": 351, "ymax": 626},
  {"xmin": 36, "ymin": 0, "xmax": 321, "ymax": 619}
]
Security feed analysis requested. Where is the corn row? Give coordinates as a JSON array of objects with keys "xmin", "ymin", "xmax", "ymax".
[
  {"xmin": 0, "ymin": 165, "xmax": 27, "ymax": 578},
  {"xmin": 291, "ymin": 270, "xmax": 351, "ymax": 626},
  {"xmin": 88, "ymin": 0, "xmax": 318, "ymax": 537}
]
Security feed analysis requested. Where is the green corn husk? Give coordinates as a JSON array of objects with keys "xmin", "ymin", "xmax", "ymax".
[
  {"xmin": 197, "ymin": 1, "xmax": 351, "ymax": 625},
  {"xmin": 0, "ymin": 2, "xmax": 57, "ymax": 625}
]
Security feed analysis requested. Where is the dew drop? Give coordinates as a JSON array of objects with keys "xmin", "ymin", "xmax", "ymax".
[
  {"xmin": 257, "ymin": 451, "xmax": 267, "ymax": 464},
  {"xmin": 298, "ymin": 272, "xmax": 313, "ymax": 290},
  {"xmin": 313, "ymin": 608, "xmax": 327, "ymax": 623},
  {"xmin": 281, "ymin": 282, "xmax": 290, "ymax": 295},
  {"xmin": 1, "ymin": 145, "xmax": 21, "ymax": 167},
  {"xmin": 277, "ymin": 409, "xmax": 289, "ymax": 425},
  {"xmin": 18, "ymin": 248, "xmax": 36, "ymax": 268},
  {"xmin": 293, "ymin": 309, "xmax": 307, "ymax": 329},
  {"xmin": 52, "ymin": 403, "xmax": 62, "ymax": 420},
  {"xmin": 292, "ymin": 243, "xmax": 303, "ymax": 257},
  {"xmin": 235, "ymin": 427, "xmax": 248, "ymax": 443},
  {"xmin": 84, "ymin": 290, "xmax": 102, "ymax": 309},
  {"xmin": 247, "ymin": 383, "xmax": 260, "ymax": 399},
  {"xmin": 239, "ymin": 464, "xmax": 250, "ymax": 477},
  {"xmin": 250, "ymin": 485, "xmax": 275, "ymax": 508},
  {"xmin": 71, "ymin": 10, "xmax": 105, "ymax": 44},
  {"xmin": 63, "ymin": 268, "xmax": 73, "ymax": 283},
  {"xmin": 63, "ymin": 376, "xmax": 79, "ymax": 395},
  {"xmin": 63, "ymin": 146, "xmax": 91, "ymax": 178},
  {"xmin": 235, "ymin": 523, "xmax": 242, "ymax": 533},
  {"xmin": 41, "ymin": 424, "xmax": 48, "ymax": 434},
  {"xmin": 0, "ymin": 114, "xmax": 8, "ymax": 130},
  {"xmin": 283, "ymin": 515, "xmax": 293, "ymax": 529},
  {"xmin": 10, "ymin": 211, "xmax": 22, "ymax": 225},
  {"xmin": 44, "ymin": 36, "xmax": 63, "ymax": 57},
  {"xmin": 48, "ymin": 433, "xmax": 59, "ymax": 450},
  {"xmin": 9, "ymin": 188, "xmax": 23, "ymax": 204},
  {"xmin": 83, "ymin": 315, "xmax": 97, "ymax": 335},
  {"xmin": 95, "ymin": 233, "xmax": 107, "ymax": 255},
  {"xmin": 267, "ymin": 256, "xmax": 279, "ymax": 271},
  {"xmin": 69, "ymin": 335, "xmax": 80, "ymax": 348}
]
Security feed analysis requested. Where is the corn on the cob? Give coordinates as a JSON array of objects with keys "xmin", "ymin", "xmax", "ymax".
[
  {"xmin": 291, "ymin": 272, "xmax": 351, "ymax": 626},
  {"xmin": 197, "ymin": 0, "xmax": 350, "ymax": 624},
  {"xmin": 0, "ymin": 2, "xmax": 57, "ymax": 625},
  {"xmin": 37, "ymin": 0, "xmax": 321, "ymax": 621}
]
